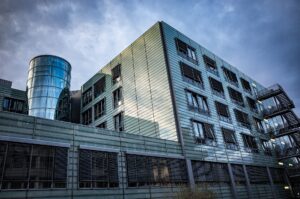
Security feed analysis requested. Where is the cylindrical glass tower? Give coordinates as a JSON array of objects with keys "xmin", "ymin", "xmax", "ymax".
[{"xmin": 27, "ymin": 55, "xmax": 71, "ymax": 120}]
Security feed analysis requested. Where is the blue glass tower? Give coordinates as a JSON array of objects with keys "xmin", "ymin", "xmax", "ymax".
[{"xmin": 27, "ymin": 55, "xmax": 71, "ymax": 120}]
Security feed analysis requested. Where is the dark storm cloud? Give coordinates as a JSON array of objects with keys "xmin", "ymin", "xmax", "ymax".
[{"xmin": 0, "ymin": 0, "xmax": 299, "ymax": 115}]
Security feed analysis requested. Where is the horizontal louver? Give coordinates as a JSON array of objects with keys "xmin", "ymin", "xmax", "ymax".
[{"xmin": 246, "ymin": 166, "xmax": 269, "ymax": 184}]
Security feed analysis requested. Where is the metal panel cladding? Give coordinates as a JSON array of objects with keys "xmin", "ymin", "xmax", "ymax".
[{"xmin": 27, "ymin": 55, "xmax": 71, "ymax": 120}]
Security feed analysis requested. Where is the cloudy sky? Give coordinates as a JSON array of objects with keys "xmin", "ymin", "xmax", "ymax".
[{"xmin": 0, "ymin": 0, "xmax": 299, "ymax": 115}]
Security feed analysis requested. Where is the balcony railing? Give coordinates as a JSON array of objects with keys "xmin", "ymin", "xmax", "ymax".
[
  {"xmin": 268, "ymin": 123, "xmax": 300, "ymax": 138},
  {"xmin": 262, "ymin": 104, "xmax": 294, "ymax": 118},
  {"xmin": 256, "ymin": 84, "xmax": 283, "ymax": 100},
  {"xmin": 276, "ymin": 146, "xmax": 300, "ymax": 160},
  {"xmin": 286, "ymin": 167, "xmax": 300, "ymax": 178}
]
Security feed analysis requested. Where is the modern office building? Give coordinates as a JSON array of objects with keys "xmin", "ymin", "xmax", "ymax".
[
  {"xmin": 27, "ymin": 55, "xmax": 71, "ymax": 121},
  {"xmin": 0, "ymin": 21, "xmax": 299, "ymax": 199}
]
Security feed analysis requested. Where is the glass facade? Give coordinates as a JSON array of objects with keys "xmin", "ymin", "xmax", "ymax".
[{"xmin": 27, "ymin": 55, "xmax": 71, "ymax": 120}]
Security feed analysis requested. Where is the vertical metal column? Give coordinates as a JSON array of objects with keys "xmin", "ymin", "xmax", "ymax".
[
  {"xmin": 266, "ymin": 166, "xmax": 277, "ymax": 199},
  {"xmin": 185, "ymin": 159, "xmax": 195, "ymax": 189},
  {"xmin": 227, "ymin": 163, "xmax": 237, "ymax": 199},
  {"xmin": 243, "ymin": 165, "xmax": 253, "ymax": 199}
]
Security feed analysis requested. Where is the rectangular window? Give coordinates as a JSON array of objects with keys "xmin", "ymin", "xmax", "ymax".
[
  {"xmin": 228, "ymin": 87, "xmax": 244, "ymax": 107},
  {"xmin": 82, "ymin": 108, "xmax": 92, "ymax": 125},
  {"xmin": 240, "ymin": 78, "xmax": 252, "ymax": 94},
  {"xmin": 203, "ymin": 55, "xmax": 218, "ymax": 76},
  {"xmin": 192, "ymin": 120, "xmax": 216, "ymax": 146},
  {"xmin": 246, "ymin": 166, "xmax": 269, "ymax": 184},
  {"xmin": 253, "ymin": 117, "xmax": 265, "ymax": 133},
  {"xmin": 94, "ymin": 98, "xmax": 106, "ymax": 120},
  {"xmin": 222, "ymin": 128, "xmax": 238, "ymax": 150},
  {"xmin": 2, "ymin": 97, "xmax": 26, "ymax": 113},
  {"xmin": 113, "ymin": 87, "xmax": 123, "ymax": 109},
  {"xmin": 234, "ymin": 109, "xmax": 251, "ymax": 129},
  {"xmin": 97, "ymin": 122, "xmax": 107, "ymax": 129},
  {"xmin": 126, "ymin": 154, "xmax": 188, "ymax": 187},
  {"xmin": 112, "ymin": 64, "xmax": 121, "ymax": 85},
  {"xmin": 241, "ymin": 134, "xmax": 258, "ymax": 153},
  {"xmin": 222, "ymin": 67, "xmax": 239, "ymax": 87},
  {"xmin": 261, "ymin": 139, "xmax": 272, "ymax": 156},
  {"xmin": 186, "ymin": 90, "xmax": 209, "ymax": 115},
  {"xmin": 94, "ymin": 77, "xmax": 105, "ymax": 98},
  {"xmin": 79, "ymin": 149, "xmax": 119, "ymax": 188},
  {"xmin": 215, "ymin": 101, "xmax": 231, "ymax": 123},
  {"xmin": 209, "ymin": 77, "xmax": 224, "ymax": 98},
  {"xmin": 246, "ymin": 97, "xmax": 258, "ymax": 113},
  {"xmin": 231, "ymin": 164, "xmax": 246, "ymax": 185},
  {"xmin": 192, "ymin": 161, "xmax": 230, "ymax": 184},
  {"xmin": 180, "ymin": 62, "xmax": 203, "ymax": 88},
  {"xmin": 176, "ymin": 38, "xmax": 197, "ymax": 64},
  {"xmin": 82, "ymin": 88, "xmax": 93, "ymax": 107},
  {"xmin": 0, "ymin": 141, "xmax": 68, "ymax": 190},
  {"xmin": 114, "ymin": 112, "xmax": 124, "ymax": 132}
]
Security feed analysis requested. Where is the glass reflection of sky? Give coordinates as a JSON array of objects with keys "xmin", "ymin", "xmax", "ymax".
[{"xmin": 27, "ymin": 55, "xmax": 71, "ymax": 120}]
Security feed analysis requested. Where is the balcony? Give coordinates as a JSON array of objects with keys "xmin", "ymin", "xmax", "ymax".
[
  {"xmin": 276, "ymin": 146, "xmax": 300, "ymax": 160},
  {"xmin": 262, "ymin": 104, "xmax": 294, "ymax": 119},
  {"xmin": 268, "ymin": 123, "xmax": 300, "ymax": 139}
]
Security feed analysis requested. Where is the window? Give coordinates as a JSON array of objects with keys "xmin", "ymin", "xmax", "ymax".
[
  {"xmin": 246, "ymin": 97, "xmax": 258, "ymax": 113},
  {"xmin": 2, "ymin": 97, "xmax": 26, "ymax": 113},
  {"xmin": 261, "ymin": 139, "xmax": 272, "ymax": 156},
  {"xmin": 203, "ymin": 55, "xmax": 218, "ymax": 76},
  {"xmin": 215, "ymin": 101, "xmax": 231, "ymax": 123},
  {"xmin": 0, "ymin": 141, "xmax": 68, "ymax": 190},
  {"xmin": 94, "ymin": 77, "xmax": 105, "ymax": 98},
  {"xmin": 82, "ymin": 108, "xmax": 92, "ymax": 125},
  {"xmin": 231, "ymin": 164, "xmax": 246, "ymax": 185},
  {"xmin": 79, "ymin": 149, "xmax": 118, "ymax": 188},
  {"xmin": 180, "ymin": 62, "xmax": 203, "ymax": 88},
  {"xmin": 192, "ymin": 161, "xmax": 230, "ymax": 184},
  {"xmin": 209, "ymin": 77, "xmax": 224, "ymax": 98},
  {"xmin": 175, "ymin": 38, "xmax": 197, "ymax": 64},
  {"xmin": 234, "ymin": 109, "xmax": 251, "ymax": 129},
  {"xmin": 126, "ymin": 154, "xmax": 188, "ymax": 187},
  {"xmin": 253, "ymin": 117, "xmax": 265, "ymax": 133},
  {"xmin": 269, "ymin": 168, "xmax": 285, "ymax": 184},
  {"xmin": 240, "ymin": 78, "xmax": 252, "ymax": 94},
  {"xmin": 186, "ymin": 90, "xmax": 209, "ymax": 115},
  {"xmin": 222, "ymin": 128, "xmax": 238, "ymax": 150},
  {"xmin": 97, "ymin": 122, "xmax": 107, "ymax": 129},
  {"xmin": 94, "ymin": 98, "xmax": 106, "ymax": 120},
  {"xmin": 114, "ymin": 112, "xmax": 124, "ymax": 132},
  {"xmin": 222, "ymin": 67, "xmax": 239, "ymax": 87},
  {"xmin": 82, "ymin": 88, "xmax": 92, "ymax": 107},
  {"xmin": 246, "ymin": 166, "xmax": 269, "ymax": 184},
  {"xmin": 228, "ymin": 87, "xmax": 244, "ymax": 107},
  {"xmin": 192, "ymin": 120, "xmax": 216, "ymax": 146},
  {"xmin": 112, "ymin": 64, "xmax": 121, "ymax": 84},
  {"xmin": 113, "ymin": 87, "xmax": 123, "ymax": 109},
  {"xmin": 241, "ymin": 134, "xmax": 258, "ymax": 153}
]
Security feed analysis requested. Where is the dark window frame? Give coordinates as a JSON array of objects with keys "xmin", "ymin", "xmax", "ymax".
[
  {"xmin": 180, "ymin": 62, "xmax": 204, "ymax": 88},
  {"xmin": 82, "ymin": 108, "xmax": 92, "ymax": 125},
  {"xmin": 114, "ymin": 112, "xmax": 124, "ymax": 132},
  {"xmin": 82, "ymin": 87, "xmax": 93, "ymax": 107},
  {"xmin": 94, "ymin": 98, "xmax": 106, "ymax": 120},
  {"xmin": 97, "ymin": 121, "xmax": 107, "ymax": 129},
  {"xmin": 228, "ymin": 87, "xmax": 244, "ymax": 107},
  {"xmin": 260, "ymin": 139, "xmax": 272, "ymax": 156},
  {"xmin": 241, "ymin": 134, "xmax": 259, "ymax": 153},
  {"xmin": 112, "ymin": 64, "xmax": 121, "ymax": 85},
  {"xmin": 215, "ymin": 101, "xmax": 231, "ymax": 123},
  {"xmin": 209, "ymin": 77, "xmax": 224, "ymax": 98},
  {"xmin": 222, "ymin": 67, "xmax": 239, "ymax": 87},
  {"xmin": 175, "ymin": 38, "xmax": 198, "ymax": 64},
  {"xmin": 186, "ymin": 90, "xmax": 210, "ymax": 115},
  {"xmin": 222, "ymin": 128, "xmax": 239, "ymax": 150},
  {"xmin": 113, "ymin": 87, "xmax": 123, "ymax": 109},
  {"xmin": 246, "ymin": 97, "xmax": 258, "ymax": 113},
  {"xmin": 240, "ymin": 78, "xmax": 252, "ymax": 94},
  {"xmin": 234, "ymin": 109, "xmax": 251, "ymax": 129},
  {"xmin": 203, "ymin": 55, "xmax": 219, "ymax": 76},
  {"xmin": 191, "ymin": 120, "xmax": 217, "ymax": 146},
  {"xmin": 94, "ymin": 77, "xmax": 106, "ymax": 98}
]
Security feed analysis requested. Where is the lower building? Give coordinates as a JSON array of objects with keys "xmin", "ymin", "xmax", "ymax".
[{"xmin": 0, "ymin": 111, "xmax": 291, "ymax": 199}]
